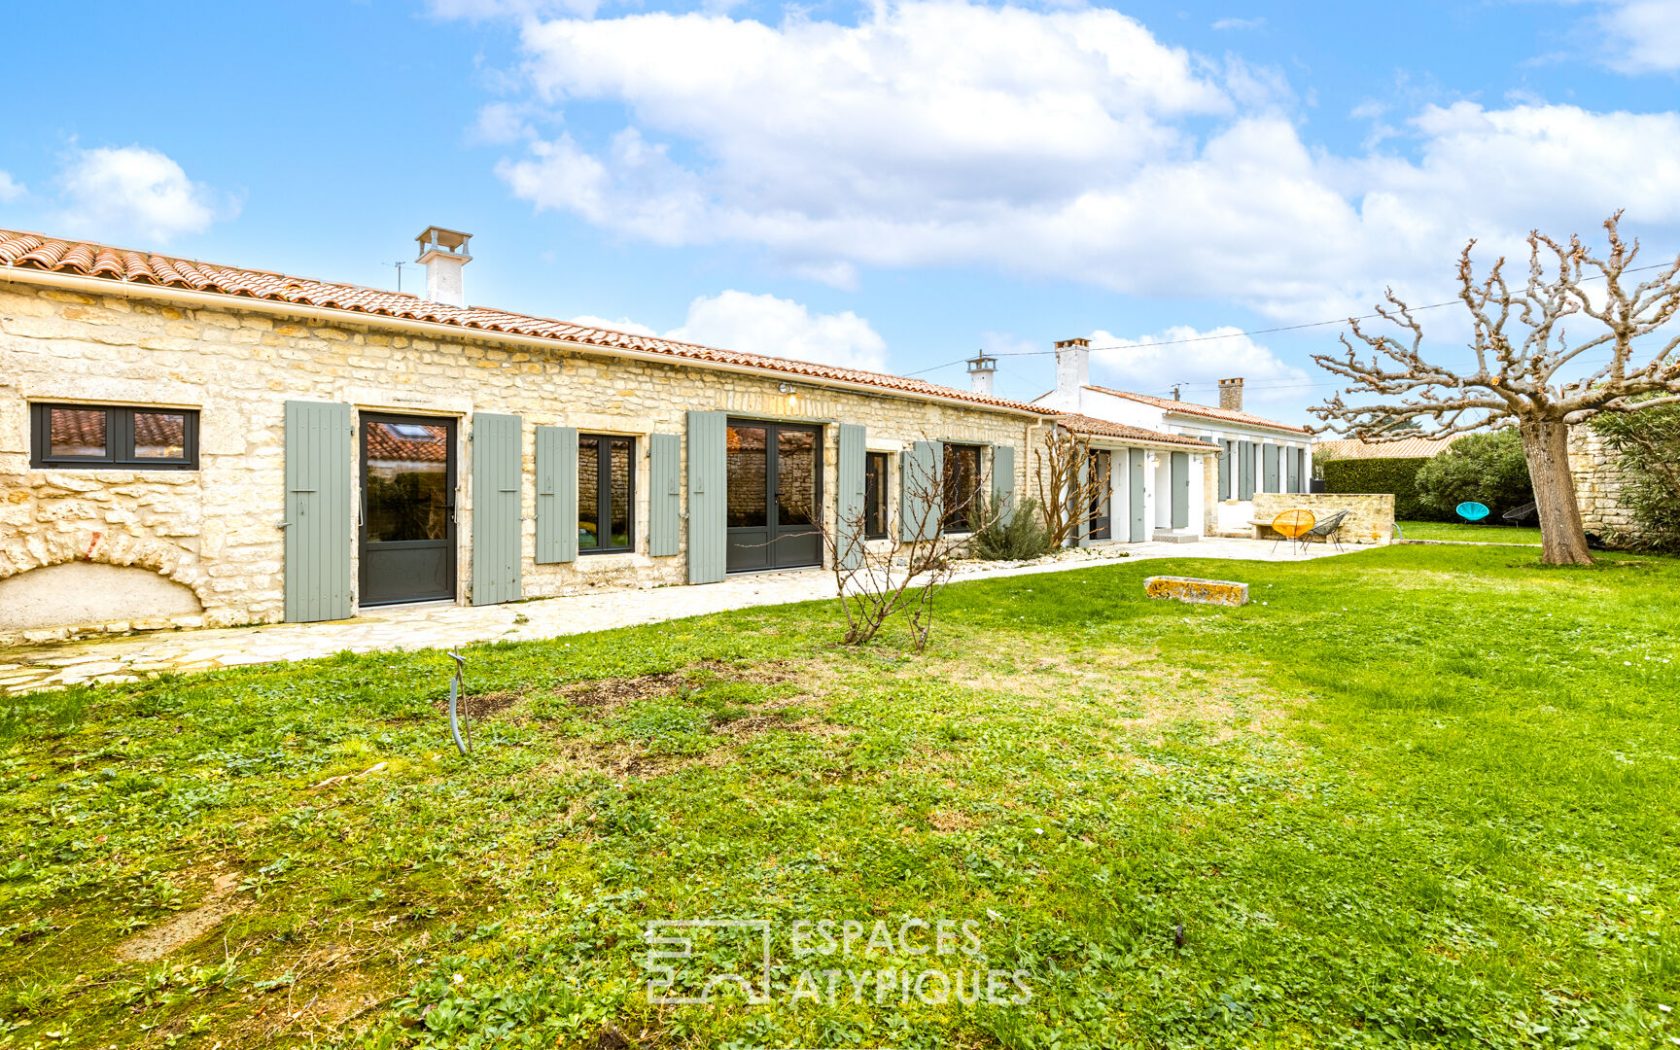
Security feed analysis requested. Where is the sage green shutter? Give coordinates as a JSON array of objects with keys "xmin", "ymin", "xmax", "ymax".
[
  {"xmin": 648, "ymin": 432, "xmax": 681, "ymax": 557},
  {"xmin": 835, "ymin": 424, "xmax": 867, "ymax": 570},
  {"xmin": 1238, "ymin": 440, "xmax": 1255, "ymax": 500},
  {"xmin": 900, "ymin": 440, "xmax": 942, "ymax": 541},
  {"xmin": 1263, "ymin": 443, "xmax": 1280, "ymax": 493},
  {"xmin": 1218, "ymin": 439, "xmax": 1233, "ymax": 500},
  {"xmin": 471, "ymin": 413, "xmax": 522, "ymax": 606},
  {"xmin": 1127, "ymin": 448, "xmax": 1147, "ymax": 542},
  {"xmin": 535, "ymin": 425, "xmax": 578, "ymax": 564},
  {"xmin": 1285, "ymin": 444, "xmax": 1301, "ymax": 494},
  {"xmin": 283, "ymin": 400, "xmax": 351, "ymax": 622},
  {"xmin": 991, "ymin": 445, "xmax": 1015, "ymax": 522},
  {"xmin": 1170, "ymin": 451, "xmax": 1190, "ymax": 529},
  {"xmin": 686, "ymin": 411, "xmax": 727, "ymax": 583}
]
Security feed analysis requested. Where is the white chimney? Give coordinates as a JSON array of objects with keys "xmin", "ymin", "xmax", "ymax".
[
  {"xmin": 1054, "ymin": 338, "xmax": 1090, "ymax": 397},
  {"xmin": 416, "ymin": 226, "xmax": 472, "ymax": 308},
  {"xmin": 966, "ymin": 351, "xmax": 997, "ymax": 396}
]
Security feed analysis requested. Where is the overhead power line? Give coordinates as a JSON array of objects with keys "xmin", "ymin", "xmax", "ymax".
[{"xmin": 904, "ymin": 259, "xmax": 1677, "ymax": 378}]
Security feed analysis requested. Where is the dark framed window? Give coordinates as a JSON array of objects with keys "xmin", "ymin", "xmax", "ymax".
[
  {"xmin": 863, "ymin": 451, "xmax": 889, "ymax": 539},
  {"xmin": 941, "ymin": 443, "xmax": 984, "ymax": 532},
  {"xmin": 579, "ymin": 434, "xmax": 635, "ymax": 553},
  {"xmin": 30, "ymin": 403, "xmax": 199, "ymax": 470}
]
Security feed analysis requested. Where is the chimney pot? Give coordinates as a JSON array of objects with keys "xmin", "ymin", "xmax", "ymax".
[
  {"xmin": 1218, "ymin": 377, "xmax": 1244, "ymax": 412},
  {"xmin": 1054, "ymin": 337, "xmax": 1090, "ymax": 398},
  {"xmin": 416, "ymin": 225, "xmax": 472, "ymax": 308},
  {"xmin": 966, "ymin": 352, "xmax": 997, "ymax": 396}
]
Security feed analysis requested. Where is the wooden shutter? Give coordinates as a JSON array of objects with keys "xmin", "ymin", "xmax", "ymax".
[
  {"xmin": 471, "ymin": 413, "xmax": 523, "ymax": 606},
  {"xmin": 648, "ymin": 432, "xmax": 681, "ymax": 557},
  {"xmin": 283, "ymin": 401, "xmax": 352, "ymax": 622},
  {"xmin": 1127, "ymin": 448, "xmax": 1147, "ymax": 542},
  {"xmin": 991, "ymin": 444, "xmax": 1015, "ymax": 522},
  {"xmin": 1218, "ymin": 439, "xmax": 1233, "ymax": 500},
  {"xmin": 1285, "ymin": 444, "xmax": 1301, "ymax": 494},
  {"xmin": 686, "ymin": 411, "xmax": 727, "ymax": 583},
  {"xmin": 835, "ymin": 424, "xmax": 866, "ymax": 570},
  {"xmin": 535, "ymin": 425, "xmax": 578, "ymax": 564},
  {"xmin": 1263, "ymin": 443, "xmax": 1280, "ymax": 493},
  {"xmin": 899, "ymin": 440, "xmax": 942, "ymax": 541},
  {"xmin": 1238, "ymin": 441, "xmax": 1255, "ymax": 500},
  {"xmin": 1170, "ymin": 451, "xmax": 1190, "ymax": 529}
]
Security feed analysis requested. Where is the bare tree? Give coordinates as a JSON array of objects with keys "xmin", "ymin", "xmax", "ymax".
[
  {"xmin": 1312, "ymin": 213, "xmax": 1680, "ymax": 565},
  {"xmin": 818, "ymin": 446, "xmax": 982, "ymax": 651},
  {"xmin": 1034, "ymin": 424, "xmax": 1109, "ymax": 549}
]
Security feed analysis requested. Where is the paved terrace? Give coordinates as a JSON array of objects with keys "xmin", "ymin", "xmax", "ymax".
[{"xmin": 0, "ymin": 537, "xmax": 1356, "ymax": 695}]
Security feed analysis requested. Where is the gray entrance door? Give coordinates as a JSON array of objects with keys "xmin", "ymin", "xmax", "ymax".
[
  {"xmin": 359, "ymin": 413, "xmax": 457, "ymax": 606},
  {"xmin": 726, "ymin": 420, "xmax": 824, "ymax": 572}
]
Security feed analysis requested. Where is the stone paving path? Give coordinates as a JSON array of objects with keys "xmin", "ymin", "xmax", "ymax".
[{"xmin": 0, "ymin": 537, "xmax": 1355, "ymax": 695}]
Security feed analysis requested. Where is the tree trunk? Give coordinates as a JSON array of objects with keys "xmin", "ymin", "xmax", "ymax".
[{"xmin": 1520, "ymin": 418, "xmax": 1593, "ymax": 566}]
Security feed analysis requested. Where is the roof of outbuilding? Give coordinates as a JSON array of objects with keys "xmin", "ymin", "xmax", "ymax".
[
  {"xmin": 1055, "ymin": 413, "xmax": 1214, "ymax": 450},
  {"xmin": 1314, "ymin": 434, "xmax": 1462, "ymax": 461},
  {"xmin": 0, "ymin": 229, "xmax": 1053, "ymax": 416},
  {"xmin": 1084, "ymin": 385, "xmax": 1310, "ymax": 434}
]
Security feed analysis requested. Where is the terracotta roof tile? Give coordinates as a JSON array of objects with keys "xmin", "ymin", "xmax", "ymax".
[
  {"xmin": 0, "ymin": 228, "xmax": 1052, "ymax": 416},
  {"xmin": 1314, "ymin": 434, "xmax": 1461, "ymax": 460},
  {"xmin": 1085, "ymin": 384, "xmax": 1310, "ymax": 434},
  {"xmin": 1056, "ymin": 413, "xmax": 1213, "ymax": 449}
]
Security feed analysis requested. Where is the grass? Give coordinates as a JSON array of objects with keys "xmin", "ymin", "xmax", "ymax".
[
  {"xmin": 2, "ymin": 545, "xmax": 1678, "ymax": 1048},
  {"xmin": 1397, "ymin": 520, "xmax": 1544, "ymax": 545}
]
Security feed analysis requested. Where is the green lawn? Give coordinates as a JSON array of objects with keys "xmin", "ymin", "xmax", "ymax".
[
  {"xmin": 1397, "ymin": 520, "xmax": 1544, "ymax": 545},
  {"xmin": 3, "ymin": 545, "xmax": 1678, "ymax": 1049}
]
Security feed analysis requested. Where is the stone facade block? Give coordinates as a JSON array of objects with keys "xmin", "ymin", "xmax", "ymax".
[{"xmin": 1251, "ymin": 491, "xmax": 1394, "ymax": 545}]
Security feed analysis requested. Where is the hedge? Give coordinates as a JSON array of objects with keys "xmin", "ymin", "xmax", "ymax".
[{"xmin": 1319, "ymin": 457, "xmax": 1444, "ymax": 521}]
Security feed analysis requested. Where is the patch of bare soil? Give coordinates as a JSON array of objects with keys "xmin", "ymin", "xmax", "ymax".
[
  {"xmin": 560, "ymin": 659, "xmax": 815, "ymax": 715},
  {"xmin": 117, "ymin": 870, "xmax": 242, "ymax": 963},
  {"xmin": 712, "ymin": 712, "xmax": 846, "ymax": 740},
  {"xmin": 430, "ymin": 689, "xmax": 524, "ymax": 720}
]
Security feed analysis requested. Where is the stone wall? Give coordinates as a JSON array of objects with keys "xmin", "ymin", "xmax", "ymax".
[
  {"xmin": 1251, "ymin": 492, "xmax": 1395, "ymax": 545},
  {"xmin": 0, "ymin": 283, "xmax": 1038, "ymax": 641},
  {"xmin": 1569, "ymin": 425, "xmax": 1635, "ymax": 536}
]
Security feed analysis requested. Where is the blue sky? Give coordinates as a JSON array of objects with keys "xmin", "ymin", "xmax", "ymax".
[{"xmin": 3, "ymin": 1, "xmax": 1677, "ymax": 421}]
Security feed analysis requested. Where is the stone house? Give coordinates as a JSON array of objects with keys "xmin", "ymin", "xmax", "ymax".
[
  {"xmin": 1031, "ymin": 339, "xmax": 1314, "ymax": 539},
  {"xmin": 1, "ymin": 226, "xmax": 1067, "ymax": 643}
]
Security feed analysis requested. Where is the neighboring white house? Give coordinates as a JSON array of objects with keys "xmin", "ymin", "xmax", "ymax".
[{"xmin": 1032, "ymin": 338, "xmax": 1314, "ymax": 538}]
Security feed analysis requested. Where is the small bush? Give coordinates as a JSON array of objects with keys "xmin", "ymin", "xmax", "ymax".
[
  {"xmin": 969, "ymin": 497, "xmax": 1052, "ymax": 561},
  {"xmin": 1414, "ymin": 429, "xmax": 1533, "ymax": 519},
  {"xmin": 1320, "ymin": 457, "xmax": 1440, "ymax": 520}
]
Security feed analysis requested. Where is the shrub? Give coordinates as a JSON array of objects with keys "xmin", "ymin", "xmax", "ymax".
[
  {"xmin": 969, "ymin": 496, "xmax": 1052, "ymax": 561},
  {"xmin": 1414, "ymin": 428, "xmax": 1533, "ymax": 519},
  {"xmin": 1593, "ymin": 404, "xmax": 1680, "ymax": 551},
  {"xmin": 1320, "ymin": 457, "xmax": 1440, "ymax": 520}
]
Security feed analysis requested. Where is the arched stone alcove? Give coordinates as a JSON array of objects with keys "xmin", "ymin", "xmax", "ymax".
[{"xmin": 0, "ymin": 561, "xmax": 204, "ymax": 633}]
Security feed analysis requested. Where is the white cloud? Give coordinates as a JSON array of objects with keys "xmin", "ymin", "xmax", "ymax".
[
  {"xmin": 0, "ymin": 171, "xmax": 23, "ymax": 203},
  {"xmin": 1087, "ymin": 325, "xmax": 1312, "ymax": 410},
  {"xmin": 1598, "ymin": 0, "xmax": 1680, "ymax": 74},
  {"xmin": 670, "ymin": 290, "xmax": 888, "ymax": 371},
  {"xmin": 573, "ymin": 291, "xmax": 889, "ymax": 372},
  {"xmin": 1211, "ymin": 16, "xmax": 1264, "ymax": 31},
  {"xmin": 476, "ymin": 1, "xmax": 1680, "ymax": 322},
  {"xmin": 57, "ymin": 146, "xmax": 227, "ymax": 242}
]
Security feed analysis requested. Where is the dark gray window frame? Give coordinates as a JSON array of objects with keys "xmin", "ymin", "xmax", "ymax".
[
  {"xmin": 578, "ymin": 433, "xmax": 636, "ymax": 555},
  {"xmin": 30, "ymin": 402, "xmax": 199, "ymax": 470},
  {"xmin": 863, "ymin": 450, "xmax": 889, "ymax": 540},
  {"xmin": 941, "ymin": 442, "xmax": 985, "ymax": 533}
]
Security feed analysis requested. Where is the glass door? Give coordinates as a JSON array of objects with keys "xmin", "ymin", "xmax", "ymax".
[
  {"xmin": 726, "ymin": 420, "xmax": 824, "ymax": 572},
  {"xmin": 1088, "ymin": 449, "xmax": 1113, "ymax": 541},
  {"xmin": 359, "ymin": 414, "xmax": 457, "ymax": 606}
]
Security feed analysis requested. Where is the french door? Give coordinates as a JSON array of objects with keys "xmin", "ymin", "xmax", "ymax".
[{"xmin": 725, "ymin": 420, "xmax": 824, "ymax": 572}]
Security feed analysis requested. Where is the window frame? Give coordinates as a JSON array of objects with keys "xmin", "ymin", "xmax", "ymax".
[
  {"xmin": 30, "ymin": 402, "xmax": 200, "ymax": 470},
  {"xmin": 863, "ymin": 450, "xmax": 889, "ymax": 540},
  {"xmin": 577, "ymin": 432, "xmax": 637, "ymax": 555},
  {"xmin": 940, "ymin": 442, "xmax": 985, "ymax": 534}
]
